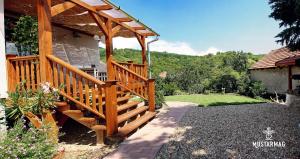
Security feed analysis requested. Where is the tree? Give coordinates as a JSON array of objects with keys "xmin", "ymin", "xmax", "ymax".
[{"xmin": 269, "ymin": 0, "xmax": 300, "ymax": 50}]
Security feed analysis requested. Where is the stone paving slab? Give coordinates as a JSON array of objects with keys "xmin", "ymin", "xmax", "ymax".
[{"xmin": 104, "ymin": 102, "xmax": 197, "ymax": 159}]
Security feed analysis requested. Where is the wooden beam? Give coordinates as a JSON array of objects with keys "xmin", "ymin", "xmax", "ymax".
[
  {"xmin": 37, "ymin": 0, "xmax": 53, "ymax": 82},
  {"xmin": 51, "ymin": 1, "xmax": 76, "ymax": 17},
  {"xmin": 115, "ymin": 17, "xmax": 133, "ymax": 22},
  {"xmin": 95, "ymin": 4, "xmax": 113, "ymax": 11},
  {"xmin": 141, "ymin": 32, "xmax": 156, "ymax": 37},
  {"xmin": 105, "ymin": 19, "xmax": 114, "ymax": 80},
  {"xmin": 288, "ymin": 66, "xmax": 292, "ymax": 91},
  {"xmin": 112, "ymin": 25, "xmax": 122, "ymax": 36},
  {"xmin": 68, "ymin": 0, "xmax": 150, "ymax": 37},
  {"xmin": 89, "ymin": 11, "xmax": 108, "ymax": 37},
  {"xmin": 133, "ymin": 26, "xmax": 145, "ymax": 30},
  {"xmin": 135, "ymin": 33, "xmax": 144, "ymax": 48}
]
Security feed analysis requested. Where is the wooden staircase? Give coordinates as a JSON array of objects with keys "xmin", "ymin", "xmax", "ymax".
[
  {"xmin": 6, "ymin": 55, "xmax": 156, "ymax": 145},
  {"xmin": 54, "ymin": 87, "xmax": 156, "ymax": 143}
]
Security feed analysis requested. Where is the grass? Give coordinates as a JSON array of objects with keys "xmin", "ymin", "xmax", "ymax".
[{"xmin": 165, "ymin": 93, "xmax": 266, "ymax": 107}]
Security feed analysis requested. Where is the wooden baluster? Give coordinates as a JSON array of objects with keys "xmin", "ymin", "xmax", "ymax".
[
  {"xmin": 59, "ymin": 66, "xmax": 64, "ymax": 92},
  {"xmin": 30, "ymin": 61, "xmax": 36, "ymax": 91},
  {"xmin": 7, "ymin": 59, "xmax": 16, "ymax": 92},
  {"xmin": 97, "ymin": 85, "xmax": 103, "ymax": 114},
  {"xmin": 92, "ymin": 87, "xmax": 96, "ymax": 110},
  {"xmin": 66, "ymin": 69, "xmax": 71, "ymax": 95},
  {"xmin": 85, "ymin": 80, "xmax": 90, "ymax": 107},
  {"xmin": 78, "ymin": 77, "xmax": 83, "ymax": 103},
  {"xmin": 15, "ymin": 61, "xmax": 20, "ymax": 86},
  {"xmin": 36, "ymin": 61, "xmax": 41, "ymax": 86},
  {"xmin": 20, "ymin": 61, "xmax": 25, "ymax": 83},
  {"xmin": 72, "ymin": 73, "xmax": 77, "ymax": 98},
  {"xmin": 148, "ymin": 79, "xmax": 155, "ymax": 112},
  {"xmin": 25, "ymin": 61, "xmax": 30, "ymax": 89},
  {"xmin": 53, "ymin": 63, "xmax": 58, "ymax": 88}
]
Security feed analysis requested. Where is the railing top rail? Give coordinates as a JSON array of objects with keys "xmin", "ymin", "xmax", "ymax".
[
  {"xmin": 46, "ymin": 55, "xmax": 105, "ymax": 86},
  {"xmin": 7, "ymin": 55, "xmax": 39, "ymax": 61},
  {"xmin": 112, "ymin": 61, "xmax": 148, "ymax": 81},
  {"xmin": 118, "ymin": 61, "xmax": 145, "ymax": 66}
]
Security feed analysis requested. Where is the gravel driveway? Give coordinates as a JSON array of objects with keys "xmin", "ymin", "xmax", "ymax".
[{"xmin": 156, "ymin": 103, "xmax": 300, "ymax": 159}]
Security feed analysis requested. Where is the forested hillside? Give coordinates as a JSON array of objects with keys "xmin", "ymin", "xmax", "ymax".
[
  {"xmin": 100, "ymin": 48, "xmax": 265, "ymax": 100},
  {"xmin": 100, "ymin": 48, "xmax": 263, "ymax": 76}
]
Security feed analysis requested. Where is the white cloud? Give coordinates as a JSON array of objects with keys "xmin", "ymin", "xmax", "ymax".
[
  {"xmin": 99, "ymin": 37, "xmax": 222, "ymax": 56},
  {"xmin": 199, "ymin": 47, "xmax": 222, "ymax": 55}
]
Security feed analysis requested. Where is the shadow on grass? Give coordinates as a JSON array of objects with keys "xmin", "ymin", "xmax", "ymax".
[{"xmin": 199, "ymin": 101, "xmax": 266, "ymax": 107}]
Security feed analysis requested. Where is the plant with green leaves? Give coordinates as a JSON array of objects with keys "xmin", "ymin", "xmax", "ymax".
[
  {"xmin": 269, "ymin": 0, "xmax": 300, "ymax": 51},
  {"xmin": 12, "ymin": 16, "xmax": 38, "ymax": 55},
  {"xmin": 3, "ymin": 82, "xmax": 61, "ymax": 123},
  {"xmin": 0, "ymin": 119, "xmax": 58, "ymax": 159}
]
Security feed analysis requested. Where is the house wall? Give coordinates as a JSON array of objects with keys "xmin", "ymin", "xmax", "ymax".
[
  {"xmin": 250, "ymin": 66, "xmax": 300, "ymax": 94},
  {"xmin": 52, "ymin": 26, "xmax": 101, "ymax": 68},
  {"xmin": 0, "ymin": 0, "xmax": 8, "ymax": 98},
  {"xmin": 0, "ymin": 0, "xmax": 7, "ymax": 138}
]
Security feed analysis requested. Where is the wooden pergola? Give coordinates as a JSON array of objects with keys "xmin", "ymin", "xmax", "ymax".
[
  {"xmin": 4, "ymin": 0, "xmax": 159, "ymax": 143},
  {"xmin": 5, "ymin": 0, "xmax": 159, "ymax": 80}
]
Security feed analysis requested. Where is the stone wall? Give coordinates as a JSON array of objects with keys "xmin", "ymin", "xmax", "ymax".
[{"xmin": 250, "ymin": 66, "xmax": 300, "ymax": 94}]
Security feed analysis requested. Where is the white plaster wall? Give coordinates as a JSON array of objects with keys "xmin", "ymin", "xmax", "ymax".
[
  {"xmin": 53, "ymin": 26, "xmax": 98, "ymax": 50},
  {"xmin": 250, "ymin": 66, "xmax": 300, "ymax": 94},
  {"xmin": 0, "ymin": 0, "xmax": 8, "ymax": 98}
]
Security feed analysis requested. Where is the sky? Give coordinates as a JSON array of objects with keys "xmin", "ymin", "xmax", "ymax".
[{"xmin": 108, "ymin": 0, "xmax": 283, "ymax": 55}]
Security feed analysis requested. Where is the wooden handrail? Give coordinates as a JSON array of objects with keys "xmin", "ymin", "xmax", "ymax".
[
  {"xmin": 112, "ymin": 61, "xmax": 148, "ymax": 81},
  {"xmin": 46, "ymin": 54, "xmax": 108, "ymax": 119},
  {"xmin": 46, "ymin": 55, "xmax": 105, "ymax": 85},
  {"xmin": 6, "ymin": 55, "xmax": 39, "ymax": 61}
]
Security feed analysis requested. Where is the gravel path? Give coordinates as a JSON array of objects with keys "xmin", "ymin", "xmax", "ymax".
[{"xmin": 156, "ymin": 103, "xmax": 300, "ymax": 159}]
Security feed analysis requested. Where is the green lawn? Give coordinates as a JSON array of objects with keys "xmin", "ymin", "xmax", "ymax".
[{"xmin": 165, "ymin": 94, "xmax": 265, "ymax": 107}]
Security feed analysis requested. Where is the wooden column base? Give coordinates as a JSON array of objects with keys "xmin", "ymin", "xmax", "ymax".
[{"xmin": 95, "ymin": 130, "xmax": 105, "ymax": 145}]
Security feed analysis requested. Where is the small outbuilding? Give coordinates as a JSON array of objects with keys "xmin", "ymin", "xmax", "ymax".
[{"xmin": 250, "ymin": 47, "xmax": 300, "ymax": 94}]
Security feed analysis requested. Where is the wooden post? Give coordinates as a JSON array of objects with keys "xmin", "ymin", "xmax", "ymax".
[
  {"xmin": 105, "ymin": 19, "xmax": 114, "ymax": 80},
  {"xmin": 148, "ymin": 79, "xmax": 155, "ymax": 112},
  {"xmin": 288, "ymin": 65, "xmax": 292, "ymax": 91},
  {"xmin": 104, "ymin": 80, "xmax": 118, "ymax": 136},
  {"xmin": 37, "ymin": 0, "xmax": 53, "ymax": 83},
  {"xmin": 6, "ymin": 55, "xmax": 17, "ymax": 92}
]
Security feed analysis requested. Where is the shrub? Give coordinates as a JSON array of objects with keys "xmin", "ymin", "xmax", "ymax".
[
  {"xmin": 2, "ymin": 82, "xmax": 60, "ymax": 124},
  {"xmin": 12, "ymin": 16, "xmax": 38, "ymax": 55},
  {"xmin": 154, "ymin": 77, "xmax": 166, "ymax": 107},
  {"xmin": 0, "ymin": 119, "xmax": 58, "ymax": 159}
]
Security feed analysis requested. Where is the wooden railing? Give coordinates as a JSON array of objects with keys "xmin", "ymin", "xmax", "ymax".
[
  {"xmin": 6, "ymin": 55, "xmax": 41, "ymax": 92},
  {"xmin": 118, "ymin": 61, "xmax": 147, "ymax": 78},
  {"xmin": 46, "ymin": 55, "xmax": 108, "ymax": 119},
  {"xmin": 112, "ymin": 61, "xmax": 148, "ymax": 99},
  {"xmin": 111, "ymin": 61, "xmax": 155, "ymax": 112}
]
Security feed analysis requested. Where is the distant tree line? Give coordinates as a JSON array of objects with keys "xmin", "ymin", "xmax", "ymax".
[{"xmin": 101, "ymin": 49, "xmax": 267, "ymax": 99}]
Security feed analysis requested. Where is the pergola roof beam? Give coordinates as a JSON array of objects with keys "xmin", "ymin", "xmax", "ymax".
[
  {"xmin": 67, "ymin": 0, "xmax": 156, "ymax": 37},
  {"xmin": 51, "ymin": 1, "xmax": 76, "ymax": 17}
]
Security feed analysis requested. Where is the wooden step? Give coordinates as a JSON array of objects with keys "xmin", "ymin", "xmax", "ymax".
[
  {"xmin": 118, "ymin": 112, "xmax": 156, "ymax": 137},
  {"xmin": 91, "ymin": 125, "xmax": 107, "ymax": 131},
  {"xmin": 117, "ymin": 106, "xmax": 148, "ymax": 124},
  {"xmin": 117, "ymin": 96, "xmax": 132, "ymax": 104},
  {"xmin": 63, "ymin": 110, "xmax": 83, "ymax": 118},
  {"xmin": 55, "ymin": 101, "xmax": 68, "ymax": 107},
  {"xmin": 78, "ymin": 117, "xmax": 96, "ymax": 123},
  {"xmin": 118, "ymin": 101, "xmax": 141, "ymax": 112}
]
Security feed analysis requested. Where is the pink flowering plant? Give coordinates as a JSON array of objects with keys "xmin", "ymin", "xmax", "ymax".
[
  {"xmin": 0, "ymin": 119, "xmax": 57, "ymax": 159},
  {"xmin": 3, "ymin": 82, "xmax": 61, "ymax": 122}
]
